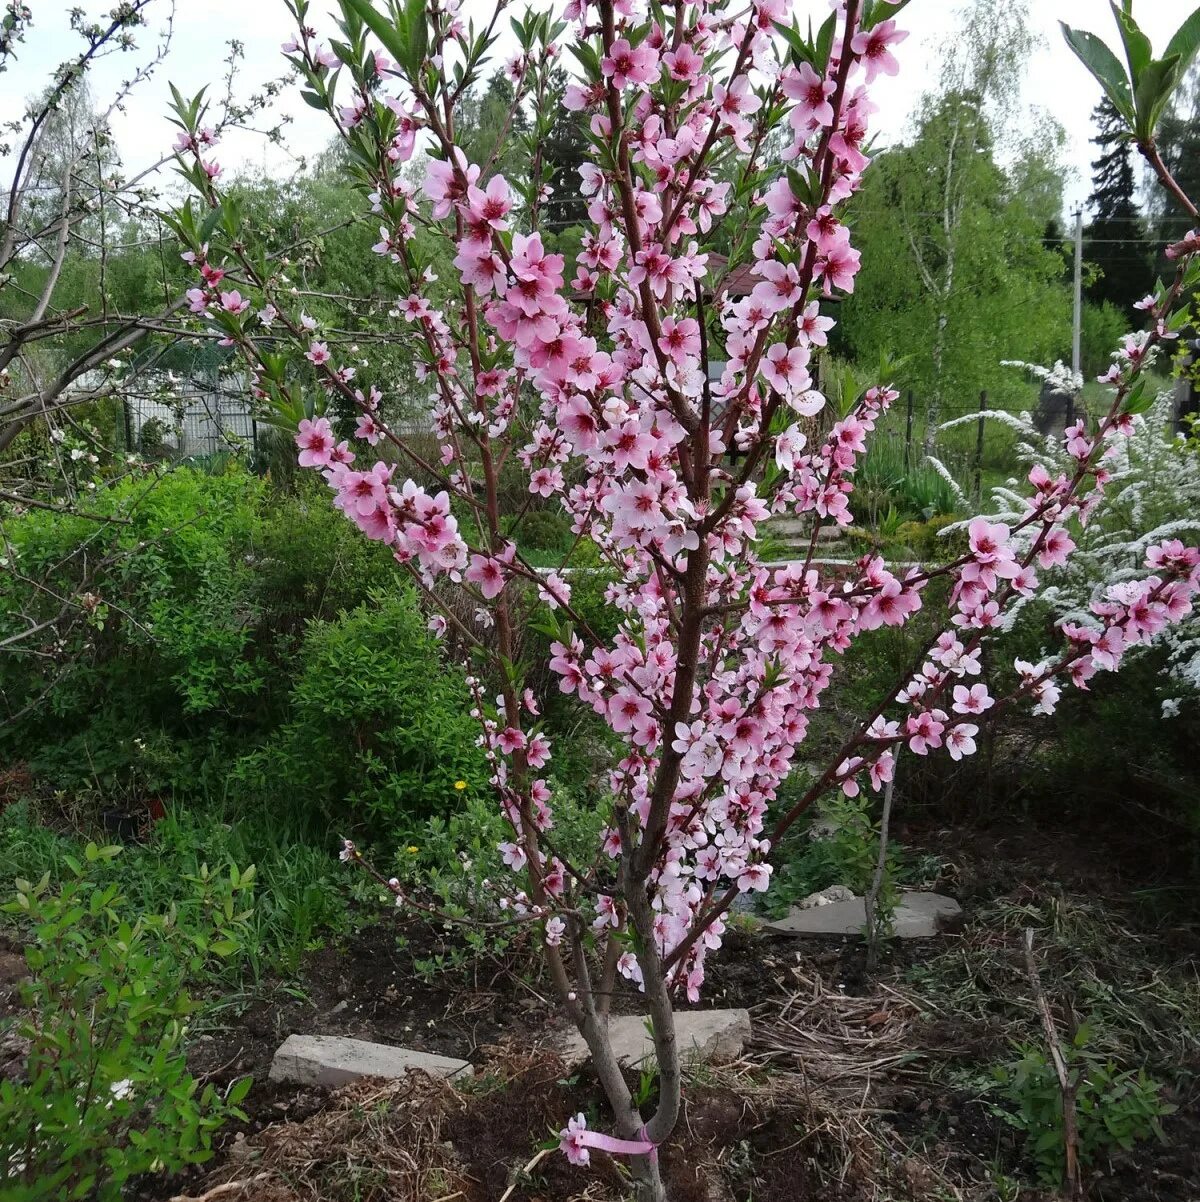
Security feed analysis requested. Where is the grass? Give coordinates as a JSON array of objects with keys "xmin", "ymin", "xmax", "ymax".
[
  {"xmin": 0, "ymin": 795, "xmax": 361, "ymax": 983},
  {"xmin": 907, "ymin": 889, "xmax": 1200, "ymax": 1082}
]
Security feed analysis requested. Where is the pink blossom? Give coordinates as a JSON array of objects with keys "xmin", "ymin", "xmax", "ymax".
[
  {"xmin": 424, "ymin": 149, "xmax": 480, "ymax": 220},
  {"xmin": 600, "ymin": 38, "xmax": 659, "ymax": 90},
  {"xmin": 658, "ymin": 316, "xmax": 701, "ymax": 365},
  {"xmin": 945, "ymin": 723, "xmax": 978, "ymax": 761},
  {"xmin": 761, "ymin": 343, "xmax": 811, "ymax": 398},
  {"xmin": 952, "ymin": 683, "xmax": 993, "ymax": 715},
  {"xmin": 466, "ymin": 554, "xmax": 507, "ymax": 599},
  {"xmin": 295, "ymin": 417, "xmax": 335, "ymax": 468},
  {"xmin": 219, "ymin": 289, "xmax": 249, "ymax": 314},
  {"xmin": 784, "ymin": 62, "xmax": 835, "ymax": 130},
  {"xmin": 465, "ymin": 174, "xmax": 513, "ymax": 230},
  {"xmin": 906, "ymin": 710, "xmax": 946, "ymax": 756},
  {"xmin": 663, "ymin": 43, "xmax": 702, "ymax": 82},
  {"xmin": 354, "ymin": 412, "xmax": 383, "ymax": 445},
  {"xmin": 1037, "ymin": 528, "xmax": 1075, "ymax": 569},
  {"xmin": 530, "ymin": 466, "xmax": 564, "ymax": 497},
  {"xmin": 499, "ymin": 841, "xmax": 527, "ymax": 872},
  {"xmin": 738, "ymin": 862, "xmax": 772, "ymax": 892},
  {"xmin": 851, "ymin": 19, "xmax": 908, "ymax": 83},
  {"xmin": 751, "ymin": 260, "xmax": 802, "ymax": 314},
  {"xmin": 496, "ymin": 727, "xmax": 527, "ymax": 755}
]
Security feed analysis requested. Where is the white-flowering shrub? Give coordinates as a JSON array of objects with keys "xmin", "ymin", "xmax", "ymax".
[{"xmin": 964, "ymin": 390, "xmax": 1200, "ymax": 708}]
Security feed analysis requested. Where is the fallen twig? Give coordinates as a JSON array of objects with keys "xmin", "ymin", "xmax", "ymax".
[
  {"xmin": 168, "ymin": 1173, "xmax": 270, "ymax": 1202},
  {"xmin": 498, "ymin": 1147, "xmax": 549, "ymax": 1201}
]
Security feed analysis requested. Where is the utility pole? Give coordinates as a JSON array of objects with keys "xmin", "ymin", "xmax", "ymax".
[
  {"xmin": 903, "ymin": 389, "xmax": 914, "ymax": 473},
  {"xmin": 1071, "ymin": 208, "xmax": 1084, "ymax": 371},
  {"xmin": 1070, "ymin": 207, "xmax": 1083, "ymax": 427},
  {"xmin": 973, "ymin": 390, "xmax": 987, "ymax": 503}
]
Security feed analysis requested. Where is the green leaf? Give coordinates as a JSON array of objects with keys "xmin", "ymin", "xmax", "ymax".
[
  {"xmin": 771, "ymin": 20, "xmax": 812, "ymax": 66},
  {"xmin": 1122, "ymin": 378, "xmax": 1153, "ymax": 414},
  {"xmin": 198, "ymin": 205, "xmax": 224, "ymax": 247},
  {"xmin": 1110, "ymin": 3, "xmax": 1151, "ymax": 80},
  {"xmin": 341, "ymin": 0, "xmax": 417, "ymax": 76},
  {"xmin": 1164, "ymin": 7, "xmax": 1200, "ymax": 74},
  {"xmin": 404, "ymin": 0, "xmax": 428, "ymax": 69},
  {"xmin": 1060, "ymin": 23, "xmax": 1135, "ymax": 122},
  {"xmin": 863, "ymin": 0, "xmax": 911, "ymax": 29},
  {"xmin": 814, "ymin": 10, "xmax": 837, "ymax": 71},
  {"xmin": 1133, "ymin": 53, "xmax": 1182, "ymax": 141}
]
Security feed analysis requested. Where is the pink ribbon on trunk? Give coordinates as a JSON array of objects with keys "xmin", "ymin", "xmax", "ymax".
[
  {"xmin": 578, "ymin": 1126, "xmax": 658, "ymax": 1162},
  {"xmin": 560, "ymin": 1114, "xmax": 658, "ymax": 1165}
]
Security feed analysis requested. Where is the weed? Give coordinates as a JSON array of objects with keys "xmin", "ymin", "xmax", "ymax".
[{"xmin": 989, "ymin": 1026, "xmax": 1175, "ymax": 1187}]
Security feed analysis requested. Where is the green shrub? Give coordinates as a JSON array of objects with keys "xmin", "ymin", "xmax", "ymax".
[
  {"xmin": 1080, "ymin": 301, "xmax": 1129, "ymax": 382},
  {"xmin": 0, "ymin": 466, "xmax": 270, "ymax": 794},
  {"xmin": 1, "ymin": 466, "xmax": 455, "ymax": 835},
  {"xmin": 252, "ymin": 473, "xmax": 398, "ymax": 639},
  {"xmin": 232, "ymin": 589, "xmax": 486, "ymax": 832},
  {"xmin": 918, "ymin": 512, "xmax": 967, "ymax": 559},
  {"xmin": 0, "ymin": 846, "xmax": 253, "ymax": 1200},
  {"xmin": 991, "ymin": 1028, "xmax": 1175, "ymax": 1187},
  {"xmin": 515, "ymin": 507, "xmax": 573, "ymax": 552}
]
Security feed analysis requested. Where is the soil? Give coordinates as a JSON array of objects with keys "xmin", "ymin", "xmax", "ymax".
[
  {"xmin": 186, "ymin": 919, "xmax": 544, "ymax": 1088},
  {"xmin": 6, "ymin": 811, "xmax": 1199, "ymax": 1202}
]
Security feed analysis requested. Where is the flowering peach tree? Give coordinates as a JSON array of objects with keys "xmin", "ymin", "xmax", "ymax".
[{"xmin": 164, "ymin": 0, "xmax": 1200, "ymax": 1195}]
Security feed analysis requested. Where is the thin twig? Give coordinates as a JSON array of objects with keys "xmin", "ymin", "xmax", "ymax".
[
  {"xmin": 498, "ymin": 1147, "xmax": 549, "ymax": 1202},
  {"xmin": 864, "ymin": 763, "xmax": 898, "ymax": 975},
  {"xmin": 1023, "ymin": 927, "xmax": 1084, "ymax": 1202},
  {"xmin": 167, "ymin": 1173, "xmax": 270, "ymax": 1202}
]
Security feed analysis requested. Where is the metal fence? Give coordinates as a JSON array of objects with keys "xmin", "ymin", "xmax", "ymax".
[{"xmin": 122, "ymin": 372, "xmax": 257, "ymax": 460}]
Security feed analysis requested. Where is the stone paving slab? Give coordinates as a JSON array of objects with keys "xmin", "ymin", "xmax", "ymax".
[
  {"xmin": 556, "ymin": 1009, "xmax": 751, "ymax": 1070},
  {"xmin": 268, "ymin": 1034, "xmax": 472, "ymax": 1088},
  {"xmin": 764, "ymin": 891, "xmax": 962, "ymax": 938}
]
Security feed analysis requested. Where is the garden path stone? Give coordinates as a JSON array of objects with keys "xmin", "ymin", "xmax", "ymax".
[
  {"xmin": 556, "ymin": 1009, "xmax": 750, "ymax": 1070},
  {"xmin": 765, "ymin": 890, "xmax": 962, "ymax": 938},
  {"xmin": 268, "ymin": 1034, "xmax": 472, "ymax": 1088}
]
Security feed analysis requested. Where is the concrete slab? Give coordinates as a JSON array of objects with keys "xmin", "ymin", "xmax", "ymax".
[
  {"xmin": 557, "ymin": 1009, "xmax": 750, "ymax": 1071},
  {"xmin": 268, "ymin": 1034, "xmax": 472, "ymax": 1088},
  {"xmin": 765, "ymin": 891, "xmax": 962, "ymax": 938}
]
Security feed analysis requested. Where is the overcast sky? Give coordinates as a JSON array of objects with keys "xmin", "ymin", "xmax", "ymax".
[{"xmin": 1, "ymin": 0, "xmax": 1193, "ymax": 215}]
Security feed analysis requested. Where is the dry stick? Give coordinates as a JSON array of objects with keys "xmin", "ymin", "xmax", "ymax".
[
  {"xmin": 863, "ymin": 764, "xmax": 897, "ymax": 977},
  {"xmin": 167, "ymin": 1174, "xmax": 270, "ymax": 1202},
  {"xmin": 1023, "ymin": 928, "xmax": 1085, "ymax": 1202},
  {"xmin": 497, "ymin": 1148, "xmax": 549, "ymax": 1202}
]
